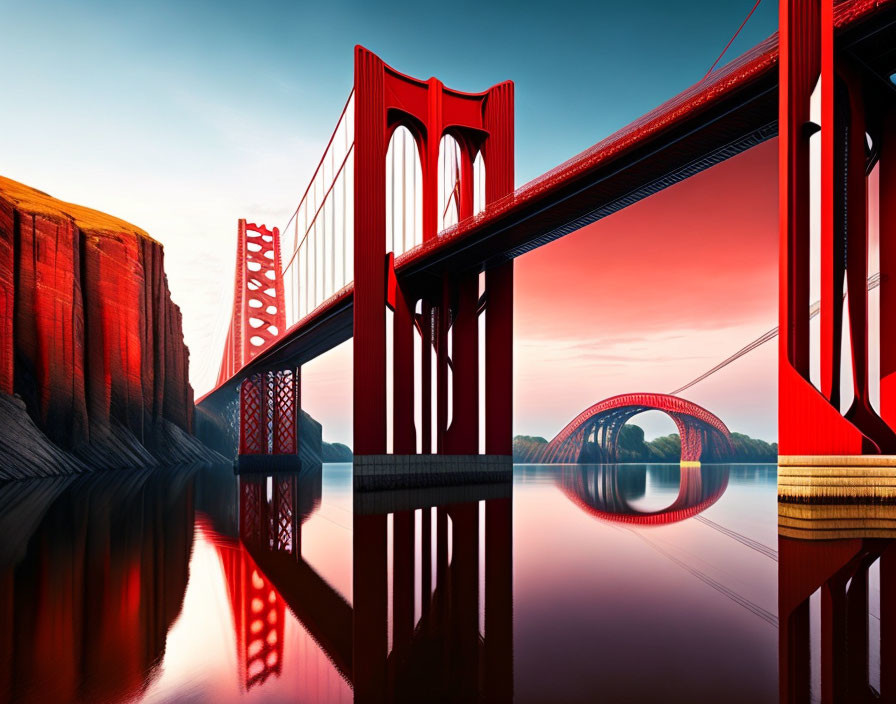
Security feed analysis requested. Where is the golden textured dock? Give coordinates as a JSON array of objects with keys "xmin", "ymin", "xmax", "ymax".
[{"xmin": 778, "ymin": 456, "xmax": 896, "ymax": 502}]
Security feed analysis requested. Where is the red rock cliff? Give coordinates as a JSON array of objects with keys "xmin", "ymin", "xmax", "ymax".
[{"xmin": 0, "ymin": 176, "xmax": 212, "ymax": 474}]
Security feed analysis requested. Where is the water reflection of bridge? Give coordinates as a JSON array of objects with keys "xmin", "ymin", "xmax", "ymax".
[
  {"xmin": 778, "ymin": 504, "xmax": 896, "ymax": 703},
  {"xmin": 557, "ymin": 464, "xmax": 730, "ymax": 526},
  {"xmin": 206, "ymin": 466, "xmax": 514, "ymax": 702}
]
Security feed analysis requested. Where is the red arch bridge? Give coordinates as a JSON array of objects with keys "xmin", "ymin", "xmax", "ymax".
[
  {"xmin": 539, "ymin": 393, "xmax": 734, "ymax": 464},
  {"xmin": 195, "ymin": 2, "xmax": 896, "ymax": 475}
]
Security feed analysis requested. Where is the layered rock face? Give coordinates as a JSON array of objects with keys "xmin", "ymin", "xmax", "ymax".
[{"xmin": 0, "ymin": 176, "xmax": 219, "ymax": 478}]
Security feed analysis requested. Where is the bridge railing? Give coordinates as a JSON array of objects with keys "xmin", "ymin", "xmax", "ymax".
[{"xmin": 282, "ymin": 91, "xmax": 355, "ymax": 327}]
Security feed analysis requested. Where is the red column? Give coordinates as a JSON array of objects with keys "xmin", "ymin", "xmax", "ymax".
[
  {"xmin": 239, "ymin": 375, "xmax": 266, "ymax": 455},
  {"xmin": 272, "ymin": 368, "xmax": 299, "ymax": 456},
  {"xmin": 446, "ymin": 148, "xmax": 480, "ymax": 454},
  {"xmin": 778, "ymin": 0, "xmax": 867, "ymax": 455},
  {"xmin": 485, "ymin": 264, "xmax": 513, "ymax": 455},
  {"xmin": 353, "ymin": 47, "xmax": 388, "ymax": 456},
  {"xmin": 447, "ymin": 270, "xmax": 479, "ymax": 454},
  {"xmin": 392, "ymin": 261, "xmax": 416, "ymax": 454},
  {"xmin": 421, "ymin": 302, "xmax": 433, "ymax": 454},
  {"xmin": 436, "ymin": 282, "xmax": 450, "ymax": 452},
  {"xmin": 483, "ymin": 81, "xmax": 515, "ymax": 456},
  {"xmin": 881, "ymin": 110, "xmax": 896, "ymax": 429}
]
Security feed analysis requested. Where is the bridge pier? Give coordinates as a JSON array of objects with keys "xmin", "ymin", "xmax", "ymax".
[
  {"xmin": 238, "ymin": 367, "xmax": 302, "ymax": 471},
  {"xmin": 778, "ymin": 0, "xmax": 896, "ymax": 498},
  {"xmin": 351, "ymin": 47, "xmax": 514, "ymax": 488}
]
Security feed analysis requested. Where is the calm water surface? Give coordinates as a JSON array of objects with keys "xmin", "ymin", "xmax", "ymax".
[{"xmin": 0, "ymin": 462, "xmax": 883, "ymax": 702}]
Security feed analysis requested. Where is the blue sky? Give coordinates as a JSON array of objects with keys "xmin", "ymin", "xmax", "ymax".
[{"xmin": 0, "ymin": 0, "xmax": 778, "ymax": 436}]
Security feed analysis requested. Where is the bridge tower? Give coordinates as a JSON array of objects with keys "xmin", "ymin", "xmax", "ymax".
[
  {"xmin": 779, "ymin": 0, "xmax": 896, "ymax": 462},
  {"xmin": 352, "ymin": 46, "xmax": 515, "ymax": 459},
  {"xmin": 219, "ymin": 219, "xmax": 301, "ymax": 464}
]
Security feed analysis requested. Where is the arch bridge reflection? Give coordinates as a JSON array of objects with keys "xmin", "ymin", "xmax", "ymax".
[{"xmin": 557, "ymin": 464, "xmax": 730, "ymax": 526}]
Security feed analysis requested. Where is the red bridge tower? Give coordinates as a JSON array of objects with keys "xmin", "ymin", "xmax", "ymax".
[{"xmin": 219, "ymin": 219, "xmax": 300, "ymax": 463}]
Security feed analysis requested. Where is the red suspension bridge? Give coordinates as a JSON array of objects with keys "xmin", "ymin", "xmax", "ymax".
[{"xmin": 197, "ymin": 0, "xmax": 896, "ymax": 476}]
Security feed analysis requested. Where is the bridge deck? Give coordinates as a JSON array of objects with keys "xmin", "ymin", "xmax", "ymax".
[{"xmin": 201, "ymin": 0, "xmax": 895, "ymax": 404}]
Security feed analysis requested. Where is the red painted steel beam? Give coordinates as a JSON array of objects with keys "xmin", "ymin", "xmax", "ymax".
[{"xmin": 202, "ymin": 1, "xmax": 895, "ymax": 409}]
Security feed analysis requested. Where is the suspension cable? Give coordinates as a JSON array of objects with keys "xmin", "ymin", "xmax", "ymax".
[{"xmin": 703, "ymin": 0, "xmax": 763, "ymax": 80}]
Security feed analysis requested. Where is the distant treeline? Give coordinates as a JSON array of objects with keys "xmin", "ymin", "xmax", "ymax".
[{"xmin": 513, "ymin": 424, "xmax": 778, "ymax": 463}]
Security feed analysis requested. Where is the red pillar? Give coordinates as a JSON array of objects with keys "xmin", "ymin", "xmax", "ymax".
[
  {"xmin": 447, "ymin": 270, "xmax": 480, "ymax": 454},
  {"xmin": 353, "ymin": 47, "xmax": 388, "ymax": 456},
  {"xmin": 881, "ymin": 110, "xmax": 896, "ymax": 429},
  {"xmin": 436, "ymin": 282, "xmax": 450, "ymax": 452},
  {"xmin": 778, "ymin": 0, "xmax": 873, "ymax": 455},
  {"xmin": 239, "ymin": 375, "xmax": 265, "ymax": 455},
  {"xmin": 272, "ymin": 368, "xmax": 300, "ymax": 456},
  {"xmin": 391, "ymin": 258, "xmax": 416, "ymax": 454},
  {"xmin": 421, "ymin": 302, "xmax": 433, "ymax": 454},
  {"xmin": 445, "ymin": 145, "xmax": 480, "ymax": 455},
  {"xmin": 483, "ymin": 81, "xmax": 515, "ymax": 457}
]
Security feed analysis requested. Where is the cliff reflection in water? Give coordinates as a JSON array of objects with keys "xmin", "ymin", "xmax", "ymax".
[{"xmin": 0, "ymin": 468, "xmax": 196, "ymax": 704}]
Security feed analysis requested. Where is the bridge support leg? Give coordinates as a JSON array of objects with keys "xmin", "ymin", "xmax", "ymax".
[
  {"xmin": 672, "ymin": 414, "xmax": 702, "ymax": 464},
  {"xmin": 778, "ymin": 0, "xmax": 896, "ymax": 497},
  {"xmin": 238, "ymin": 368, "xmax": 301, "ymax": 470},
  {"xmin": 392, "ymin": 271, "xmax": 416, "ymax": 455},
  {"xmin": 485, "ymin": 262, "xmax": 513, "ymax": 456},
  {"xmin": 881, "ymin": 110, "xmax": 896, "ymax": 430},
  {"xmin": 446, "ymin": 271, "xmax": 479, "ymax": 454}
]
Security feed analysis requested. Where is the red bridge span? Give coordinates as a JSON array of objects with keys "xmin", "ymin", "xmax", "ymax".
[
  {"xmin": 197, "ymin": 1, "xmax": 896, "ymax": 473},
  {"xmin": 537, "ymin": 393, "xmax": 734, "ymax": 464}
]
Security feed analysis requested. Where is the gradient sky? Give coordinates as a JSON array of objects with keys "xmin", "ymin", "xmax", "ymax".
[{"xmin": 0, "ymin": 0, "xmax": 783, "ymax": 445}]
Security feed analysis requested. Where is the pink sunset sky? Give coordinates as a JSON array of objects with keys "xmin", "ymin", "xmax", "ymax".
[{"xmin": 300, "ymin": 139, "xmax": 780, "ymax": 446}]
